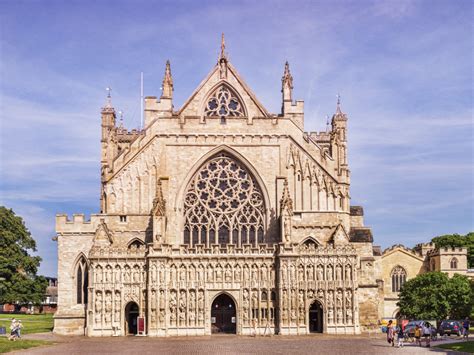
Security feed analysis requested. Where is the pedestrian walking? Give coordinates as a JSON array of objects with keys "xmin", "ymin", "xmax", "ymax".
[
  {"xmin": 8, "ymin": 318, "xmax": 19, "ymax": 341},
  {"xmin": 463, "ymin": 317, "xmax": 470, "ymax": 341},
  {"xmin": 396, "ymin": 325, "xmax": 404, "ymax": 347}
]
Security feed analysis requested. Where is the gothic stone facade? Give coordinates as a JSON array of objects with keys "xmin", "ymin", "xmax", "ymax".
[{"xmin": 54, "ymin": 42, "xmax": 380, "ymax": 336}]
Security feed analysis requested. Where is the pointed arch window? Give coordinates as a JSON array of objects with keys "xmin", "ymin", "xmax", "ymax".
[
  {"xmin": 391, "ymin": 266, "xmax": 407, "ymax": 292},
  {"xmin": 450, "ymin": 258, "xmax": 458, "ymax": 269},
  {"xmin": 183, "ymin": 153, "xmax": 265, "ymax": 247},
  {"xmin": 76, "ymin": 256, "xmax": 88, "ymax": 304},
  {"xmin": 204, "ymin": 85, "xmax": 245, "ymax": 117}
]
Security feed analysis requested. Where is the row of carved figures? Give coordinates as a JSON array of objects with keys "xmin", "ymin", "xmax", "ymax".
[
  {"xmin": 281, "ymin": 263, "xmax": 353, "ymax": 282},
  {"xmin": 92, "ymin": 261, "xmax": 355, "ymax": 286}
]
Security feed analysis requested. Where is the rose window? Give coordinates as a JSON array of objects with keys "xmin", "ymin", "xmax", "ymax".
[
  {"xmin": 184, "ymin": 153, "xmax": 265, "ymax": 247},
  {"xmin": 204, "ymin": 85, "xmax": 244, "ymax": 117}
]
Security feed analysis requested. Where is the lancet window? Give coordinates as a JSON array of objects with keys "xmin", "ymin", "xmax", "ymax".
[
  {"xmin": 204, "ymin": 85, "xmax": 245, "ymax": 117},
  {"xmin": 391, "ymin": 266, "xmax": 407, "ymax": 292},
  {"xmin": 183, "ymin": 153, "xmax": 265, "ymax": 247},
  {"xmin": 76, "ymin": 256, "xmax": 88, "ymax": 304},
  {"xmin": 450, "ymin": 258, "xmax": 458, "ymax": 269}
]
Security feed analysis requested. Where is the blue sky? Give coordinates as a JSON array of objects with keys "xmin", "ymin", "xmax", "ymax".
[{"xmin": 0, "ymin": 0, "xmax": 472, "ymax": 277}]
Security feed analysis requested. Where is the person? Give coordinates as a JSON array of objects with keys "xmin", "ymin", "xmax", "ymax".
[
  {"xmin": 8, "ymin": 318, "xmax": 18, "ymax": 341},
  {"xmin": 463, "ymin": 317, "xmax": 470, "ymax": 340},
  {"xmin": 386, "ymin": 320, "xmax": 395, "ymax": 347},
  {"xmin": 414, "ymin": 324, "xmax": 422, "ymax": 346},
  {"xmin": 422, "ymin": 323, "xmax": 431, "ymax": 347},
  {"xmin": 17, "ymin": 320, "xmax": 23, "ymax": 338},
  {"xmin": 396, "ymin": 325, "xmax": 404, "ymax": 347}
]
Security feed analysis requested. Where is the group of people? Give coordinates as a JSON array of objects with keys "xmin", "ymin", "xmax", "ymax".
[
  {"xmin": 386, "ymin": 317, "xmax": 471, "ymax": 348},
  {"xmin": 7, "ymin": 318, "xmax": 23, "ymax": 341}
]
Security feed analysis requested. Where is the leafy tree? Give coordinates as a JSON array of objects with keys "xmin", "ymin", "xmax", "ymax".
[
  {"xmin": 0, "ymin": 206, "xmax": 48, "ymax": 305},
  {"xmin": 398, "ymin": 272, "xmax": 472, "ymax": 321},
  {"xmin": 432, "ymin": 232, "xmax": 474, "ymax": 268}
]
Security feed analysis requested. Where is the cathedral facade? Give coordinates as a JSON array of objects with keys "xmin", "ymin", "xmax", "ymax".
[{"xmin": 54, "ymin": 38, "xmax": 381, "ymax": 337}]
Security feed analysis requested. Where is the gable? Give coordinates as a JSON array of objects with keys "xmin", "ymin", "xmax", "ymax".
[{"xmin": 178, "ymin": 63, "xmax": 270, "ymax": 119}]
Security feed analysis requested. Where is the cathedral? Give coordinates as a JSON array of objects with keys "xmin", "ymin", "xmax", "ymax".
[{"xmin": 55, "ymin": 36, "xmax": 466, "ymax": 337}]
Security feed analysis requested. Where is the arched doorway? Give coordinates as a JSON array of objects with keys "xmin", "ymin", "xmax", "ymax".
[
  {"xmin": 211, "ymin": 293, "xmax": 236, "ymax": 334},
  {"xmin": 309, "ymin": 300, "xmax": 323, "ymax": 333},
  {"xmin": 124, "ymin": 302, "xmax": 139, "ymax": 335}
]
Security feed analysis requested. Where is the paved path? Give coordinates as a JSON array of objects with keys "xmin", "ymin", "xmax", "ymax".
[{"xmin": 13, "ymin": 333, "xmax": 468, "ymax": 355}]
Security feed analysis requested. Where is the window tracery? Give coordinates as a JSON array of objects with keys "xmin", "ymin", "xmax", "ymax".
[
  {"xmin": 450, "ymin": 257, "xmax": 458, "ymax": 269},
  {"xmin": 391, "ymin": 266, "xmax": 407, "ymax": 292},
  {"xmin": 204, "ymin": 85, "xmax": 244, "ymax": 117},
  {"xmin": 183, "ymin": 153, "xmax": 265, "ymax": 247}
]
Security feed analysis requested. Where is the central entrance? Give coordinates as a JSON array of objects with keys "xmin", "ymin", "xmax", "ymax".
[
  {"xmin": 211, "ymin": 293, "xmax": 236, "ymax": 334},
  {"xmin": 309, "ymin": 300, "xmax": 323, "ymax": 333},
  {"xmin": 125, "ymin": 302, "xmax": 139, "ymax": 335}
]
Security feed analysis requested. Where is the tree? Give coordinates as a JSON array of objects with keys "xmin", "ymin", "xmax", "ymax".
[
  {"xmin": 0, "ymin": 206, "xmax": 48, "ymax": 305},
  {"xmin": 432, "ymin": 232, "xmax": 474, "ymax": 268},
  {"xmin": 398, "ymin": 271, "xmax": 472, "ymax": 321}
]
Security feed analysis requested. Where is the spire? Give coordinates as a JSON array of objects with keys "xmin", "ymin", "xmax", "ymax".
[
  {"xmin": 335, "ymin": 93, "xmax": 343, "ymax": 115},
  {"xmin": 118, "ymin": 110, "xmax": 124, "ymax": 129},
  {"xmin": 102, "ymin": 87, "xmax": 114, "ymax": 111},
  {"xmin": 152, "ymin": 178, "xmax": 166, "ymax": 216},
  {"xmin": 281, "ymin": 61, "xmax": 293, "ymax": 102},
  {"xmin": 161, "ymin": 60, "xmax": 173, "ymax": 99},
  {"xmin": 218, "ymin": 33, "xmax": 228, "ymax": 79},
  {"xmin": 219, "ymin": 33, "xmax": 227, "ymax": 61},
  {"xmin": 280, "ymin": 178, "xmax": 293, "ymax": 216}
]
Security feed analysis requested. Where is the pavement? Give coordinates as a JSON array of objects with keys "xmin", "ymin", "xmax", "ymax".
[{"xmin": 10, "ymin": 332, "xmax": 470, "ymax": 355}]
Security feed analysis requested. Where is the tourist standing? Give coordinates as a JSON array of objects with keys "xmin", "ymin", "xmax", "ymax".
[
  {"xmin": 386, "ymin": 320, "xmax": 395, "ymax": 347},
  {"xmin": 414, "ymin": 324, "xmax": 422, "ymax": 346},
  {"xmin": 422, "ymin": 323, "xmax": 431, "ymax": 347}
]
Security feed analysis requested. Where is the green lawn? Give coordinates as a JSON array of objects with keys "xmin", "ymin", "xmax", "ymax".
[
  {"xmin": 0, "ymin": 337, "xmax": 52, "ymax": 354},
  {"xmin": 436, "ymin": 341, "xmax": 474, "ymax": 353},
  {"xmin": 0, "ymin": 314, "xmax": 54, "ymax": 335}
]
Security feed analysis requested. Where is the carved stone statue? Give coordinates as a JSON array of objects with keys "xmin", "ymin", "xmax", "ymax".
[
  {"xmin": 346, "ymin": 309, "xmax": 353, "ymax": 324},
  {"xmin": 336, "ymin": 290, "xmax": 343, "ymax": 308},
  {"xmin": 345, "ymin": 265, "xmax": 352, "ymax": 280},
  {"xmin": 345, "ymin": 290, "xmax": 352, "ymax": 308},
  {"xmin": 317, "ymin": 265, "xmax": 323, "ymax": 281},
  {"xmin": 336, "ymin": 265, "xmax": 342, "ymax": 280},
  {"xmin": 337, "ymin": 308, "xmax": 343, "ymax": 324},
  {"xmin": 326, "ymin": 266, "xmax": 333, "ymax": 281},
  {"xmin": 328, "ymin": 308, "xmax": 334, "ymax": 324},
  {"xmin": 159, "ymin": 289, "xmax": 166, "ymax": 309}
]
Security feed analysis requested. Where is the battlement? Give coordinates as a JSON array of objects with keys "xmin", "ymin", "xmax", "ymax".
[
  {"xmin": 55, "ymin": 214, "xmax": 150, "ymax": 234},
  {"xmin": 382, "ymin": 244, "xmax": 420, "ymax": 257},
  {"xmin": 428, "ymin": 246, "xmax": 468, "ymax": 255},
  {"xmin": 308, "ymin": 131, "xmax": 331, "ymax": 143}
]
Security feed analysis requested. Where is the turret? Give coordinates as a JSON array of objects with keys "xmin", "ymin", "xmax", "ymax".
[
  {"xmin": 281, "ymin": 61, "xmax": 304, "ymax": 129},
  {"xmin": 144, "ymin": 60, "xmax": 174, "ymax": 127},
  {"xmin": 330, "ymin": 95, "xmax": 348, "ymax": 176},
  {"xmin": 100, "ymin": 88, "xmax": 116, "ymax": 212}
]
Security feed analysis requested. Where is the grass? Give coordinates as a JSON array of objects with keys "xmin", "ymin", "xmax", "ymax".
[
  {"xmin": 436, "ymin": 341, "xmax": 474, "ymax": 353},
  {"xmin": 0, "ymin": 337, "xmax": 52, "ymax": 353},
  {"xmin": 0, "ymin": 314, "xmax": 54, "ymax": 334}
]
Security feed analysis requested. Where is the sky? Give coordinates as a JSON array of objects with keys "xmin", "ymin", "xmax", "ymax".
[{"xmin": 0, "ymin": 0, "xmax": 472, "ymax": 277}]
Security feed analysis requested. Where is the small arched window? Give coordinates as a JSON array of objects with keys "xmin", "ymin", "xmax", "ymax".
[
  {"xmin": 450, "ymin": 258, "xmax": 458, "ymax": 269},
  {"xmin": 128, "ymin": 239, "xmax": 145, "ymax": 249},
  {"xmin": 76, "ymin": 256, "xmax": 88, "ymax": 304},
  {"xmin": 391, "ymin": 266, "xmax": 407, "ymax": 293}
]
